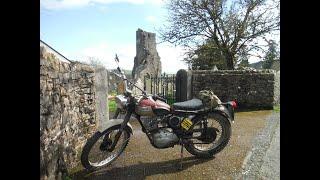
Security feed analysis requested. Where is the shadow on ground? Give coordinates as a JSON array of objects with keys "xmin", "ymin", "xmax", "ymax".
[{"xmin": 73, "ymin": 156, "xmax": 214, "ymax": 180}]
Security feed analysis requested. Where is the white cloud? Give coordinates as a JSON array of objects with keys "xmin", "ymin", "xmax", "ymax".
[
  {"xmin": 41, "ymin": 0, "xmax": 89, "ymax": 10},
  {"xmin": 145, "ymin": 15, "xmax": 157, "ymax": 23},
  {"xmin": 69, "ymin": 42, "xmax": 135, "ymax": 70},
  {"xmin": 148, "ymin": 0, "xmax": 165, "ymax": 6},
  {"xmin": 97, "ymin": 6, "xmax": 108, "ymax": 13},
  {"xmin": 41, "ymin": 0, "xmax": 164, "ymax": 10},
  {"xmin": 66, "ymin": 41, "xmax": 187, "ymax": 74},
  {"xmin": 157, "ymin": 43, "xmax": 188, "ymax": 74}
]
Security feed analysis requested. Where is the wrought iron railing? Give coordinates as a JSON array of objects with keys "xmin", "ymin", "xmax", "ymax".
[{"xmin": 143, "ymin": 73, "xmax": 176, "ymax": 105}]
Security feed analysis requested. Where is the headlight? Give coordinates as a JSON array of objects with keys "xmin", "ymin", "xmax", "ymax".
[{"xmin": 115, "ymin": 95, "xmax": 128, "ymax": 108}]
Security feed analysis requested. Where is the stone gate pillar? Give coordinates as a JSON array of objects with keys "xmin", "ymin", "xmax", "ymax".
[
  {"xmin": 175, "ymin": 69, "xmax": 192, "ymax": 102},
  {"xmin": 94, "ymin": 66, "xmax": 109, "ymax": 131}
]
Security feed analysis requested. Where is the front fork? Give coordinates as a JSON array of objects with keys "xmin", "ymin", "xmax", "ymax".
[
  {"xmin": 106, "ymin": 111, "xmax": 132, "ymax": 151},
  {"xmin": 113, "ymin": 108, "xmax": 120, "ymax": 119},
  {"xmin": 100, "ymin": 108, "xmax": 121, "ymax": 151}
]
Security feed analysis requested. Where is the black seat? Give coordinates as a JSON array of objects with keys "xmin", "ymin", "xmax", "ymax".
[{"xmin": 172, "ymin": 98, "xmax": 204, "ymax": 111}]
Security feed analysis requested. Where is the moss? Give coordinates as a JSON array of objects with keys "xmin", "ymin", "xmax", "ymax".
[
  {"xmin": 68, "ymin": 164, "xmax": 83, "ymax": 176},
  {"xmin": 273, "ymin": 105, "xmax": 280, "ymax": 112}
]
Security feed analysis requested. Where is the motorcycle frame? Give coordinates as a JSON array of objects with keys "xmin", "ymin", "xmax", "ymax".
[
  {"xmin": 112, "ymin": 96, "xmax": 233, "ymax": 149},
  {"xmin": 108, "ymin": 54, "xmax": 234, "ymax": 149}
]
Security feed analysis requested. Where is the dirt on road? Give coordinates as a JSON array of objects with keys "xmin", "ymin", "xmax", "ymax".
[{"xmin": 72, "ymin": 110, "xmax": 273, "ymax": 180}]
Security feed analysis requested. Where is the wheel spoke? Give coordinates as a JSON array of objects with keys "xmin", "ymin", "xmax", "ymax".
[
  {"xmin": 191, "ymin": 117, "xmax": 224, "ymax": 151},
  {"xmin": 87, "ymin": 128, "xmax": 129, "ymax": 167}
]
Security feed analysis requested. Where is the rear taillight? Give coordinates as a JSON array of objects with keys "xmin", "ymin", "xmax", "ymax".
[{"xmin": 231, "ymin": 101, "xmax": 237, "ymax": 109}]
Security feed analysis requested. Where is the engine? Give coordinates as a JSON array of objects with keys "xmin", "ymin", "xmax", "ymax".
[
  {"xmin": 151, "ymin": 128, "xmax": 179, "ymax": 148},
  {"xmin": 140, "ymin": 115, "xmax": 195, "ymax": 149},
  {"xmin": 168, "ymin": 116, "xmax": 182, "ymax": 129},
  {"xmin": 140, "ymin": 116, "xmax": 180, "ymax": 148},
  {"xmin": 140, "ymin": 116, "xmax": 159, "ymax": 132}
]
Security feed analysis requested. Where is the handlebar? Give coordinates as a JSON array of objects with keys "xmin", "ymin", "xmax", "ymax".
[
  {"xmin": 111, "ymin": 54, "xmax": 148, "ymax": 97},
  {"xmin": 110, "ymin": 70, "xmax": 147, "ymax": 96}
]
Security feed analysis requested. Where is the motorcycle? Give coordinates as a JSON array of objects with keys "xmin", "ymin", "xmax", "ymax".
[{"xmin": 80, "ymin": 55, "xmax": 237, "ymax": 171}]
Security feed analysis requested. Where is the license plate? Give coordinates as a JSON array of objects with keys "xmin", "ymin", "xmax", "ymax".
[{"xmin": 181, "ymin": 118, "xmax": 193, "ymax": 130}]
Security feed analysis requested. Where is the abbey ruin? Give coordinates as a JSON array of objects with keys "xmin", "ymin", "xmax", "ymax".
[{"xmin": 132, "ymin": 29, "xmax": 161, "ymax": 91}]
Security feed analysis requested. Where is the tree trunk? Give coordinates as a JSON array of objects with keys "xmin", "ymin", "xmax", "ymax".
[{"xmin": 225, "ymin": 52, "xmax": 235, "ymax": 70}]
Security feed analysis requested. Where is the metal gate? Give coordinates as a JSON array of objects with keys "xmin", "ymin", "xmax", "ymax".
[{"xmin": 143, "ymin": 73, "xmax": 176, "ymax": 104}]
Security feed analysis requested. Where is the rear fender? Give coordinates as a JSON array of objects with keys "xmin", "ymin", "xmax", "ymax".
[
  {"xmin": 103, "ymin": 119, "xmax": 133, "ymax": 135},
  {"xmin": 212, "ymin": 105, "xmax": 234, "ymax": 123}
]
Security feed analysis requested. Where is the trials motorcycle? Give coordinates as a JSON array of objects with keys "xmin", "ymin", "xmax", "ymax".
[{"xmin": 81, "ymin": 55, "xmax": 237, "ymax": 170}]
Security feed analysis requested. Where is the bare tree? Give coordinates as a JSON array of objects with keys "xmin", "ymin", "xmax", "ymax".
[
  {"xmin": 86, "ymin": 56, "xmax": 105, "ymax": 68},
  {"xmin": 160, "ymin": 0, "xmax": 279, "ymax": 69}
]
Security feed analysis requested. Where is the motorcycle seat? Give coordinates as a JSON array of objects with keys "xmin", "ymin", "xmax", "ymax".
[{"xmin": 172, "ymin": 98, "xmax": 204, "ymax": 111}]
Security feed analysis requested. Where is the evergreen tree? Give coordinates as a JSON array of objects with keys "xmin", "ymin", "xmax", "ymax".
[{"xmin": 263, "ymin": 40, "xmax": 279, "ymax": 69}]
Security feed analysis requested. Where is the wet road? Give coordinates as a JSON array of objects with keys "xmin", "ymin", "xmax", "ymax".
[
  {"xmin": 239, "ymin": 112, "xmax": 280, "ymax": 180},
  {"xmin": 73, "ymin": 110, "xmax": 273, "ymax": 180}
]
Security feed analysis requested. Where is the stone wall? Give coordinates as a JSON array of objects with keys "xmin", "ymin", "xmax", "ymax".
[
  {"xmin": 40, "ymin": 46, "xmax": 97, "ymax": 180},
  {"xmin": 191, "ymin": 69, "xmax": 279, "ymax": 109}
]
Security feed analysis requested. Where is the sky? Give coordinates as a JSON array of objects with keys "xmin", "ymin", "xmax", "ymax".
[
  {"xmin": 40, "ymin": 0, "xmax": 189, "ymax": 74},
  {"xmin": 40, "ymin": 0, "xmax": 278, "ymax": 73}
]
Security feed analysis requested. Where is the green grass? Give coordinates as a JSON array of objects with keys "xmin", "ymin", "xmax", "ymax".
[
  {"xmin": 63, "ymin": 176, "xmax": 72, "ymax": 180},
  {"xmin": 273, "ymin": 105, "xmax": 280, "ymax": 112},
  {"xmin": 109, "ymin": 99, "xmax": 117, "ymax": 113},
  {"xmin": 108, "ymin": 91, "xmax": 118, "ymax": 113}
]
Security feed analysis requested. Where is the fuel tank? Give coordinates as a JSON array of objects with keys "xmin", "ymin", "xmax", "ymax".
[
  {"xmin": 153, "ymin": 100, "xmax": 171, "ymax": 116},
  {"xmin": 136, "ymin": 96, "xmax": 156, "ymax": 116},
  {"xmin": 136, "ymin": 96, "xmax": 171, "ymax": 116}
]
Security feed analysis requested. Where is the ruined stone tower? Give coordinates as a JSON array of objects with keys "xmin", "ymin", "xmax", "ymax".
[{"xmin": 132, "ymin": 28, "xmax": 161, "ymax": 85}]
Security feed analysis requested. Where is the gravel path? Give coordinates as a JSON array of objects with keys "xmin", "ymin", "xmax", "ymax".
[
  {"xmin": 72, "ymin": 110, "xmax": 275, "ymax": 180},
  {"xmin": 238, "ymin": 112, "xmax": 280, "ymax": 180}
]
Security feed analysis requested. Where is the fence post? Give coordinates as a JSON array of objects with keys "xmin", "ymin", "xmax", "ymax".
[{"xmin": 175, "ymin": 69, "xmax": 192, "ymax": 102}]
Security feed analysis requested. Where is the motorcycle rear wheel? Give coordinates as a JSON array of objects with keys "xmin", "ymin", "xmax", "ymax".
[
  {"xmin": 80, "ymin": 125, "xmax": 131, "ymax": 170},
  {"xmin": 185, "ymin": 113, "xmax": 231, "ymax": 158}
]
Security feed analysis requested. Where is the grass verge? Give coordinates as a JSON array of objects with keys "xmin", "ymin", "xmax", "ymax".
[
  {"xmin": 273, "ymin": 104, "xmax": 280, "ymax": 112},
  {"xmin": 109, "ymin": 99, "xmax": 117, "ymax": 113}
]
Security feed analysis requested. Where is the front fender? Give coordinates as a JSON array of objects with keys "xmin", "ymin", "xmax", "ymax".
[{"xmin": 103, "ymin": 119, "xmax": 133, "ymax": 135}]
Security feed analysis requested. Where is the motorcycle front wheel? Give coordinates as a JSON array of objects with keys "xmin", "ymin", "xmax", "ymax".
[
  {"xmin": 80, "ymin": 125, "xmax": 131, "ymax": 170},
  {"xmin": 185, "ymin": 113, "xmax": 231, "ymax": 158}
]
